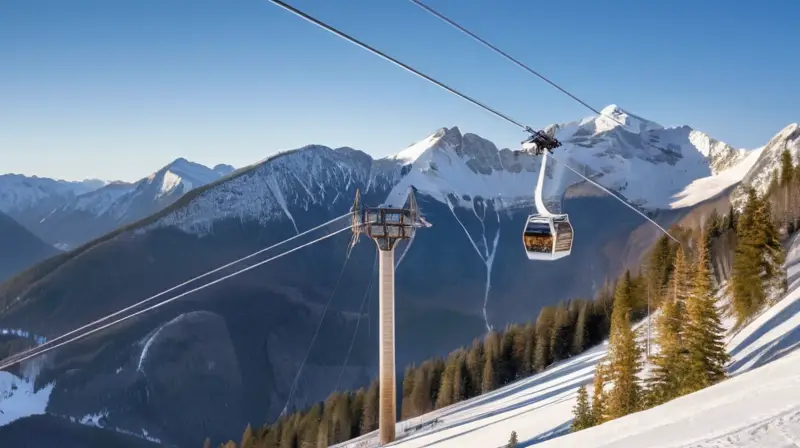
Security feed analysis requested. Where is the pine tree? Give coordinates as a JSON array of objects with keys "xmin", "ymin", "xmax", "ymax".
[
  {"xmin": 465, "ymin": 338, "xmax": 484, "ymax": 398},
  {"xmin": 361, "ymin": 379, "xmax": 379, "ymax": 433},
  {"xmin": 499, "ymin": 327, "xmax": 517, "ymax": 385},
  {"xmin": 241, "ymin": 424, "xmax": 255, "ymax": 448},
  {"xmin": 401, "ymin": 365, "xmax": 416, "ymax": 419},
  {"xmin": 452, "ymin": 352, "xmax": 468, "ymax": 403},
  {"xmin": 605, "ymin": 271, "xmax": 643, "ymax": 419},
  {"xmin": 550, "ymin": 304, "xmax": 572, "ymax": 362},
  {"xmin": 481, "ymin": 351, "xmax": 496, "ymax": 394},
  {"xmin": 534, "ymin": 307, "xmax": 556, "ymax": 371},
  {"xmin": 514, "ymin": 324, "xmax": 532, "ymax": 377},
  {"xmin": 299, "ymin": 403, "xmax": 323, "ymax": 447},
  {"xmin": 435, "ymin": 356, "xmax": 455, "ymax": 409},
  {"xmin": 591, "ymin": 364, "xmax": 607, "ymax": 425},
  {"xmin": 482, "ymin": 331, "xmax": 500, "ymax": 393},
  {"xmin": 571, "ymin": 301, "xmax": 590, "ymax": 355},
  {"xmin": 682, "ymin": 235, "xmax": 730, "ymax": 394},
  {"xmin": 571, "ymin": 384, "xmax": 594, "ymax": 431},
  {"xmin": 732, "ymin": 188, "xmax": 766, "ymax": 323},
  {"xmin": 648, "ymin": 246, "xmax": 689, "ymax": 404},
  {"xmin": 732, "ymin": 188, "xmax": 787, "ymax": 324},
  {"xmin": 507, "ymin": 430, "xmax": 519, "ymax": 447}
]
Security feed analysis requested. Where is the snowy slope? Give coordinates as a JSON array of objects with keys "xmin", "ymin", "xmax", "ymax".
[{"xmin": 333, "ymin": 233, "xmax": 800, "ymax": 448}]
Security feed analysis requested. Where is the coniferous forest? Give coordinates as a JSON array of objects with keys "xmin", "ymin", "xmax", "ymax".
[{"xmin": 207, "ymin": 150, "xmax": 797, "ymax": 447}]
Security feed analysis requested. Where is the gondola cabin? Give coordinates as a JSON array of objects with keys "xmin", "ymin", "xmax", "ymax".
[{"xmin": 522, "ymin": 214, "xmax": 574, "ymax": 261}]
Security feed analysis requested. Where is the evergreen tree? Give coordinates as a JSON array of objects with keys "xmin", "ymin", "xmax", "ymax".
[
  {"xmin": 591, "ymin": 364, "xmax": 607, "ymax": 425},
  {"xmin": 571, "ymin": 384, "xmax": 594, "ymax": 431},
  {"xmin": 241, "ymin": 424, "xmax": 254, "ymax": 448},
  {"xmin": 550, "ymin": 304, "xmax": 572, "ymax": 362},
  {"xmin": 316, "ymin": 417, "xmax": 329, "ymax": 448},
  {"xmin": 499, "ymin": 327, "xmax": 517, "ymax": 385},
  {"xmin": 401, "ymin": 365, "xmax": 416, "ymax": 419},
  {"xmin": 571, "ymin": 301, "xmax": 589, "ymax": 355},
  {"xmin": 465, "ymin": 338, "xmax": 484, "ymax": 398},
  {"xmin": 361, "ymin": 379, "xmax": 379, "ymax": 433},
  {"xmin": 435, "ymin": 356, "xmax": 455, "ymax": 409},
  {"xmin": 682, "ymin": 235, "xmax": 730, "ymax": 394},
  {"xmin": 732, "ymin": 188, "xmax": 766, "ymax": 323},
  {"xmin": 481, "ymin": 350, "xmax": 496, "ymax": 394},
  {"xmin": 299, "ymin": 403, "xmax": 322, "ymax": 447},
  {"xmin": 513, "ymin": 324, "xmax": 532, "ymax": 377},
  {"xmin": 732, "ymin": 188, "xmax": 787, "ymax": 324},
  {"xmin": 452, "ymin": 352, "xmax": 468, "ymax": 403},
  {"xmin": 482, "ymin": 331, "xmax": 500, "ymax": 393},
  {"xmin": 507, "ymin": 430, "xmax": 519, "ymax": 448},
  {"xmin": 534, "ymin": 307, "xmax": 556, "ymax": 371},
  {"xmin": 648, "ymin": 246, "xmax": 689, "ymax": 404},
  {"xmin": 349, "ymin": 389, "xmax": 365, "ymax": 438},
  {"xmin": 648, "ymin": 235, "xmax": 674, "ymax": 297},
  {"xmin": 605, "ymin": 271, "xmax": 643, "ymax": 419}
]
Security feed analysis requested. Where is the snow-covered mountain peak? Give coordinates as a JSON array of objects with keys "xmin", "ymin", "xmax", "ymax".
[
  {"xmin": 145, "ymin": 158, "xmax": 223, "ymax": 199},
  {"xmin": 392, "ymin": 127, "xmax": 462, "ymax": 164}
]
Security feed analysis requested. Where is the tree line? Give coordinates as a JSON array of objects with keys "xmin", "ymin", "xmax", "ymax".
[{"xmin": 571, "ymin": 148, "xmax": 795, "ymax": 433}]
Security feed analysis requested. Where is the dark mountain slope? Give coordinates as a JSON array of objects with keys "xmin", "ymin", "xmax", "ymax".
[{"xmin": 0, "ymin": 212, "xmax": 59, "ymax": 284}]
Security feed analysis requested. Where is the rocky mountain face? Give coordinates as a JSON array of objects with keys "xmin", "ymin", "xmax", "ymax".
[
  {"xmin": 0, "ymin": 106, "xmax": 778, "ymax": 447},
  {"xmin": 732, "ymin": 123, "xmax": 800, "ymax": 205},
  {"xmin": 2, "ymin": 159, "xmax": 234, "ymax": 251},
  {"xmin": 0, "ymin": 212, "xmax": 59, "ymax": 283}
]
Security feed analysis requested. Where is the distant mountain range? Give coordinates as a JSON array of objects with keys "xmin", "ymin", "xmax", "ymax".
[
  {"xmin": 0, "ymin": 161, "xmax": 235, "ymax": 251},
  {"xmin": 0, "ymin": 105, "xmax": 797, "ymax": 447}
]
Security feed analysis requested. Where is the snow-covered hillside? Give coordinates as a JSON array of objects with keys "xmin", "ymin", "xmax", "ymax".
[{"xmin": 333, "ymin": 233, "xmax": 800, "ymax": 448}]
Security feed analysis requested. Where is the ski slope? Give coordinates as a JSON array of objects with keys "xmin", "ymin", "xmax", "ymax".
[{"xmin": 334, "ymin": 235, "xmax": 800, "ymax": 448}]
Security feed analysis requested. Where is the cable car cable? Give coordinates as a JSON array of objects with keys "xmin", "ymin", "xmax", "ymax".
[
  {"xmin": 548, "ymin": 154, "xmax": 679, "ymax": 243},
  {"xmin": 280, "ymin": 243, "xmax": 355, "ymax": 417},
  {"xmin": 333, "ymin": 250, "xmax": 378, "ymax": 393},
  {"xmin": 0, "ymin": 225, "xmax": 352, "ymax": 372},
  {"xmin": 1, "ymin": 212, "xmax": 352, "ymax": 367},
  {"xmin": 267, "ymin": 0, "xmax": 529, "ymax": 131},
  {"xmin": 405, "ymin": 0, "xmax": 685, "ymax": 157},
  {"xmin": 267, "ymin": 0, "xmax": 681, "ymax": 244},
  {"xmin": 405, "ymin": 0, "xmax": 604, "ymax": 119}
]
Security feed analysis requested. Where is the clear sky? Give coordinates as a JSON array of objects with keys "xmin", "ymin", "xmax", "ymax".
[{"xmin": 2, "ymin": 0, "xmax": 798, "ymax": 182}]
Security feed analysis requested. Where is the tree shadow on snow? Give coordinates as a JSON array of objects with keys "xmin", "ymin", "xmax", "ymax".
[
  {"xmin": 519, "ymin": 420, "xmax": 573, "ymax": 447},
  {"xmin": 408, "ymin": 380, "xmax": 588, "ymax": 448},
  {"xmin": 432, "ymin": 349, "xmax": 604, "ymax": 423},
  {"xmin": 727, "ymin": 290, "xmax": 800, "ymax": 361}
]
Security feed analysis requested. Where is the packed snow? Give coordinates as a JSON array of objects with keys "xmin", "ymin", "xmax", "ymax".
[{"xmin": 333, "ymin": 233, "xmax": 800, "ymax": 448}]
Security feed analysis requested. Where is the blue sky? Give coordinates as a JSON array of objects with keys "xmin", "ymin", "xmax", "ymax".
[{"xmin": 2, "ymin": 0, "xmax": 798, "ymax": 182}]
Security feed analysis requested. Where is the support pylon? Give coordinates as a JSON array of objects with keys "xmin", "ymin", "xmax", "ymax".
[{"xmin": 350, "ymin": 188, "xmax": 426, "ymax": 445}]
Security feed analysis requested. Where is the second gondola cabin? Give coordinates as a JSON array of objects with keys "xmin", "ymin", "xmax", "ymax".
[{"xmin": 522, "ymin": 214, "xmax": 574, "ymax": 261}]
